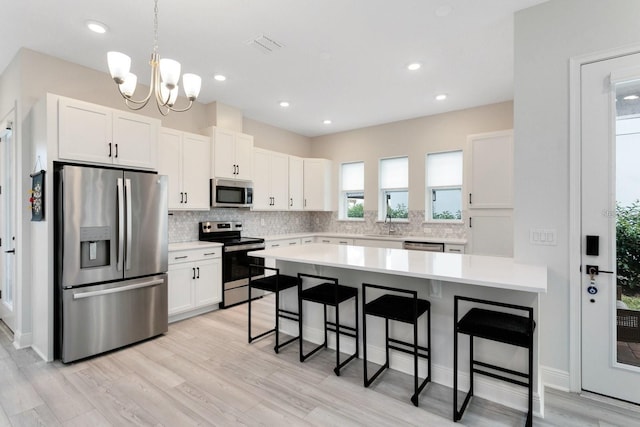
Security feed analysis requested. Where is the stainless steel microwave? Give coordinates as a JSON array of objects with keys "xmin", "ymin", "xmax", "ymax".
[{"xmin": 210, "ymin": 178, "xmax": 253, "ymax": 208}]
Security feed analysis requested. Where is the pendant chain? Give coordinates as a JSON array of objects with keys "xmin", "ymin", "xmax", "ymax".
[{"xmin": 153, "ymin": 0, "xmax": 159, "ymax": 54}]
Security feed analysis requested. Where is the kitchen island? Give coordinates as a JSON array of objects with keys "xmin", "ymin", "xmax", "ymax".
[{"xmin": 250, "ymin": 243, "xmax": 548, "ymax": 416}]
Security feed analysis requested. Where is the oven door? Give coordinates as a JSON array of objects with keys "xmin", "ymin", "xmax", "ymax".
[{"xmin": 222, "ymin": 245, "xmax": 265, "ymax": 307}]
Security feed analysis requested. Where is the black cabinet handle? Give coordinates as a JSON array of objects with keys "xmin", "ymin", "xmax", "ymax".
[
  {"xmin": 180, "ymin": 192, "xmax": 184, "ymax": 203},
  {"xmin": 108, "ymin": 143, "xmax": 112, "ymax": 157},
  {"xmin": 174, "ymin": 255, "xmax": 187, "ymax": 260},
  {"xmin": 237, "ymin": 164, "xmax": 239, "ymax": 175},
  {"xmin": 469, "ymin": 217, "xmax": 472, "ymax": 228},
  {"xmin": 5, "ymin": 249, "xmax": 15, "ymax": 254},
  {"xmin": 115, "ymin": 143, "xmax": 118, "ymax": 158},
  {"xmin": 290, "ymin": 198, "xmax": 293, "ymax": 207},
  {"xmin": 192, "ymin": 268, "xmax": 196, "ymax": 279},
  {"xmin": 469, "ymin": 193, "xmax": 472, "ymax": 205},
  {"xmin": 185, "ymin": 192, "xmax": 188, "ymax": 204},
  {"xmin": 196, "ymin": 267, "xmax": 200, "ymax": 279}
]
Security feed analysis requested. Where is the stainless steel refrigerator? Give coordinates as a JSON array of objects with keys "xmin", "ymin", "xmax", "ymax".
[{"xmin": 55, "ymin": 164, "xmax": 168, "ymax": 363}]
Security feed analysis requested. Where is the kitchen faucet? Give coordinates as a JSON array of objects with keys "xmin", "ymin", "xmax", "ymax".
[{"xmin": 384, "ymin": 195, "xmax": 395, "ymax": 235}]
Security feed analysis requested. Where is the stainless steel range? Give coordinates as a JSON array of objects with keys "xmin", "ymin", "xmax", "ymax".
[{"xmin": 198, "ymin": 221, "xmax": 266, "ymax": 308}]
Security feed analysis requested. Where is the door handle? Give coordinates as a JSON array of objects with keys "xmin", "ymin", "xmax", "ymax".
[
  {"xmin": 236, "ymin": 164, "xmax": 240, "ymax": 175},
  {"xmin": 4, "ymin": 249, "xmax": 15, "ymax": 254},
  {"xmin": 196, "ymin": 267, "xmax": 200, "ymax": 279},
  {"xmin": 124, "ymin": 178, "xmax": 132, "ymax": 271},
  {"xmin": 192, "ymin": 267, "xmax": 196, "ymax": 280},
  {"xmin": 108, "ymin": 143, "xmax": 112, "ymax": 157},
  {"xmin": 116, "ymin": 178, "xmax": 124, "ymax": 271},
  {"xmin": 290, "ymin": 198, "xmax": 293, "ymax": 207},
  {"xmin": 185, "ymin": 192, "xmax": 188, "ymax": 204},
  {"xmin": 115, "ymin": 143, "xmax": 119, "ymax": 158}
]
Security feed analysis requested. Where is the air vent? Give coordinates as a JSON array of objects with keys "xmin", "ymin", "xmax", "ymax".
[{"xmin": 247, "ymin": 34, "xmax": 284, "ymax": 54}]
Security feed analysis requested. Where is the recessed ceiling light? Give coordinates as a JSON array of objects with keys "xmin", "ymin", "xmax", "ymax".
[
  {"xmin": 213, "ymin": 74, "xmax": 227, "ymax": 82},
  {"xmin": 435, "ymin": 94, "xmax": 447, "ymax": 101},
  {"xmin": 86, "ymin": 20, "xmax": 108, "ymax": 34},
  {"xmin": 623, "ymin": 94, "xmax": 639, "ymax": 100},
  {"xmin": 323, "ymin": 119, "xmax": 332, "ymax": 125},
  {"xmin": 279, "ymin": 101, "xmax": 290, "ymax": 108},
  {"xmin": 407, "ymin": 63, "xmax": 421, "ymax": 71}
]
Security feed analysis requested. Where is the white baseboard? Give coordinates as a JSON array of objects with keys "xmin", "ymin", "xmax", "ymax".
[
  {"xmin": 281, "ymin": 320, "xmax": 542, "ymax": 416},
  {"xmin": 540, "ymin": 365, "xmax": 571, "ymax": 392},
  {"xmin": 13, "ymin": 330, "xmax": 32, "ymax": 349},
  {"xmin": 169, "ymin": 304, "xmax": 220, "ymax": 324}
]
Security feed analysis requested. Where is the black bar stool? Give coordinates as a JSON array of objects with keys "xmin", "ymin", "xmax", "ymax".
[
  {"xmin": 248, "ymin": 265, "xmax": 299, "ymax": 353},
  {"xmin": 453, "ymin": 296, "xmax": 535, "ymax": 426},
  {"xmin": 362, "ymin": 282, "xmax": 431, "ymax": 406},
  {"xmin": 298, "ymin": 272, "xmax": 359, "ymax": 376}
]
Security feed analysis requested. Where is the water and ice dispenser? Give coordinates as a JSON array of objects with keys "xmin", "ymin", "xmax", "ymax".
[{"xmin": 79, "ymin": 226, "xmax": 111, "ymax": 268}]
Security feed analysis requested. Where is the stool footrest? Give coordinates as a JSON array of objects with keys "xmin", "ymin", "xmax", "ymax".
[
  {"xmin": 249, "ymin": 328, "xmax": 276, "ymax": 343},
  {"xmin": 275, "ymin": 335, "xmax": 299, "ymax": 352},
  {"xmin": 473, "ymin": 366, "xmax": 529, "ymax": 388}
]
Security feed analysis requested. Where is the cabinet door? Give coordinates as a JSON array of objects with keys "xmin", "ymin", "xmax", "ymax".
[
  {"xmin": 194, "ymin": 259, "xmax": 221, "ymax": 306},
  {"xmin": 468, "ymin": 212, "xmax": 513, "ymax": 257},
  {"xmin": 168, "ymin": 263, "xmax": 195, "ymax": 315},
  {"xmin": 112, "ymin": 110, "xmax": 159, "ymax": 170},
  {"xmin": 234, "ymin": 133, "xmax": 254, "ymax": 180},
  {"xmin": 213, "ymin": 128, "xmax": 236, "ymax": 179},
  {"xmin": 58, "ymin": 97, "xmax": 112, "ymax": 164},
  {"xmin": 467, "ymin": 130, "xmax": 513, "ymax": 208},
  {"xmin": 270, "ymin": 152, "xmax": 289, "ymax": 210},
  {"xmin": 253, "ymin": 149, "xmax": 272, "ymax": 210},
  {"xmin": 158, "ymin": 129, "xmax": 184, "ymax": 210},
  {"xmin": 304, "ymin": 158, "xmax": 332, "ymax": 211},
  {"xmin": 182, "ymin": 134, "xmax": 211, "ymax": 210},
  {"xmin": 289, "ymin": 156, "xmax": 304, "ymax": 210}
]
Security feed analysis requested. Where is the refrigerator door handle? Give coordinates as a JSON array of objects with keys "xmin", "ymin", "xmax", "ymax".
[
  {"xmin": 125, "ymin": 178, "xmax": 133, "ymax": 271},
  {"xmin": 117, "ymin": 177, "xmax": 125, "ymax": 271},
  {"xmin": 72, "ymin": 278, "xmax": 165, "ymax": 300}
]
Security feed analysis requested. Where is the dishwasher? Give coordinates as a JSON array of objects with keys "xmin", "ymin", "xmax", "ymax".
[{"xmin": 403, "ymin": 241, "xmax": 445, "ymax": 252}]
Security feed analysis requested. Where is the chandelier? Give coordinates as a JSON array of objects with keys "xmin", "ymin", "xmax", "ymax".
[{"xmin": 107, "ymin": 0, "xmax": 201, "ymax": 115}]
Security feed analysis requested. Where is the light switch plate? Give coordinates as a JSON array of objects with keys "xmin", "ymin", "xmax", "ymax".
[{"xmin": 530, "ymin": 228, "xmax": 557, "ymax": 246}]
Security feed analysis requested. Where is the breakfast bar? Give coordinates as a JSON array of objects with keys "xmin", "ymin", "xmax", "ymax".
[{"xmin": 250, "ymin": 243, "xmax": 548, "ymax": 416}]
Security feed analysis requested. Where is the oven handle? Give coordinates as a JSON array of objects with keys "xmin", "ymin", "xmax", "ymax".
[{"xmin": 224, "ymin": 243, "xmax": 266, "ymax": 253}]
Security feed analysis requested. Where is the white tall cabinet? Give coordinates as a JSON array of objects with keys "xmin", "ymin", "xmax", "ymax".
[
  {"xmin": 207, "ymin": 127, "xmax": 254, "ymax": 181},
  {"xmin": 466, "ymin": 130, "xmax": 514, "ymax": 257},
  {"xmin": 253, "ymin": 148, "xmax": 289, "ymax": 210},
  {"xmin": 58, "ymin": 96, "xmax": 159, "ymax": 170},
  {"xmin": 158, "ymin": 128, "xmax": 211, "ymax": 210}
]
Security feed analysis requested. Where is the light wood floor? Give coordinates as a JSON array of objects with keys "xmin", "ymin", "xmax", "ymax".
[{"xmin": 1, "ymin": 295, "xmax": 640, "ymax": 426}]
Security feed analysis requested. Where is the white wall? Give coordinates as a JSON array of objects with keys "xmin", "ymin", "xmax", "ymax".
[
  {"xmin": 244, "ymin": 117, "xmax": 312, "ymax": 158},
  {"xmin": 514, "ymin": 0, "xmax": 640, "ymax": 389},
  {"xmin": 310, "ymin": 101, "xmax": 513, "ymax": 212}
]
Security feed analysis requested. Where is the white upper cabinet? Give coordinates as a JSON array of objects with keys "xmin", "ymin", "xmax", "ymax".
[
  {"xmin": 209, "ymin": 127, "xmax": 254, "ymax": 181},
  {"xmin": 58, "ymin": 96, "xmax": 159, "ymax": 169},
  {"xmin": 288, "ymin": 155, "xmax": 304, "ymax": 210},
  {"xmin": 303, "ymin": 158, "xmax": 332, "ymax": 211},
  {"xmin": 253, "ymin": 148, "xmax": 289, "ymax": 210},
  {"xmin": 158, "ymin": 128, "xmax": 211, "ymax": 210},
  {"xmin": 466, "ymin": 130, "xmax": 513, "ymax": 209}
]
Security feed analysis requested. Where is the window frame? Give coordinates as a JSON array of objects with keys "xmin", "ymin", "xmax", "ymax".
[
  {"xmin": 378, "ymin": 156, "xmax": 409, "ymax": 222},
  {"xmin": 339, "ymin": 161, "xmax": 365, "ymax": 221},
  {"xmin": 425, "ymin": 150, "xmax": 463, "ymax": 224}
]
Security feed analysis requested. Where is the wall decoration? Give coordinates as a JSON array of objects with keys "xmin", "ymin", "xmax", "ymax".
[{"xmin": 30, "ymin": 169, "xmax": 45, "ymax": 221}]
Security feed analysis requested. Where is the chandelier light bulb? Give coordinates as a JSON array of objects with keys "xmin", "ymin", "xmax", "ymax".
[
  {"xmin": 182, "ymin": 73, "xmax": 202, "ymax": 100},
  {"xmin": 107, "ymin": 52, "xmax": 131, "ymax": 84},
  {"xmin": 120, "ymin": 73, "xmax": 138, "ymax": 97},
  {"xmin": 159, "ymin": 58, "xmax": 181, "ymax": 89}
]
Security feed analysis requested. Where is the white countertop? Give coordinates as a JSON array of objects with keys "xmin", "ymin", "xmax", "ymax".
[
  {"xmin": 168, "ymin": 241, "xmax": 223, "ymax": 252},
  {"xmin": 250, "ymin": 243, "xmax": 547, "ymax": 293},
  {"xmin": 259, "ymin": 232, "xmax": 467, "ymax": 245}
]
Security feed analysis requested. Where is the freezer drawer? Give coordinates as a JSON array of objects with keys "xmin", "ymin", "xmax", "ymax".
[{"xmin": 61, "ymin": 274, "xmax": 168, "ymax": 363}]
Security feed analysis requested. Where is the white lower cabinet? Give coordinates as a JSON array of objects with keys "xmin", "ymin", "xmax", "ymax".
[
  {"xmin": 266, "ymin": 238, "xmax": 300, "ymax": 249},
  {"xmin": 444, "ymin": 244, "xmax": 465, "ymax": 254},
  {"xmin": 318, "ymin": 237, "xmax": 353, "ymax": 245},
  {"xmin": 168, "ymin": 246, "xmax": 222, "ymax": 322}
]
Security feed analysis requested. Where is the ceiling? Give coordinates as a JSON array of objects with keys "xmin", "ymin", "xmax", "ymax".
[{"xmin": 1, "ymin": 0, "xmax": 548, "ymax": 137}]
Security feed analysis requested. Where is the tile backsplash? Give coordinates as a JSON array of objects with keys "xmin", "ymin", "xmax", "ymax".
[{"xmin": 169, "ymin": 209, "xmax": 466, "ymax": 242}]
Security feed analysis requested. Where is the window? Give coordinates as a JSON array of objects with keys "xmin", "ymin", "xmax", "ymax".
[
  {"xmin": 426, "ymin": 150, "xmax": 463, "ymax": 221},
  {"xmin": 340, "ymin": 162, "xmax": 364, "ymax": 219},
  {"xmin": 379, "ymin": 157, "xmax": 408, "ymax": 220}
]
